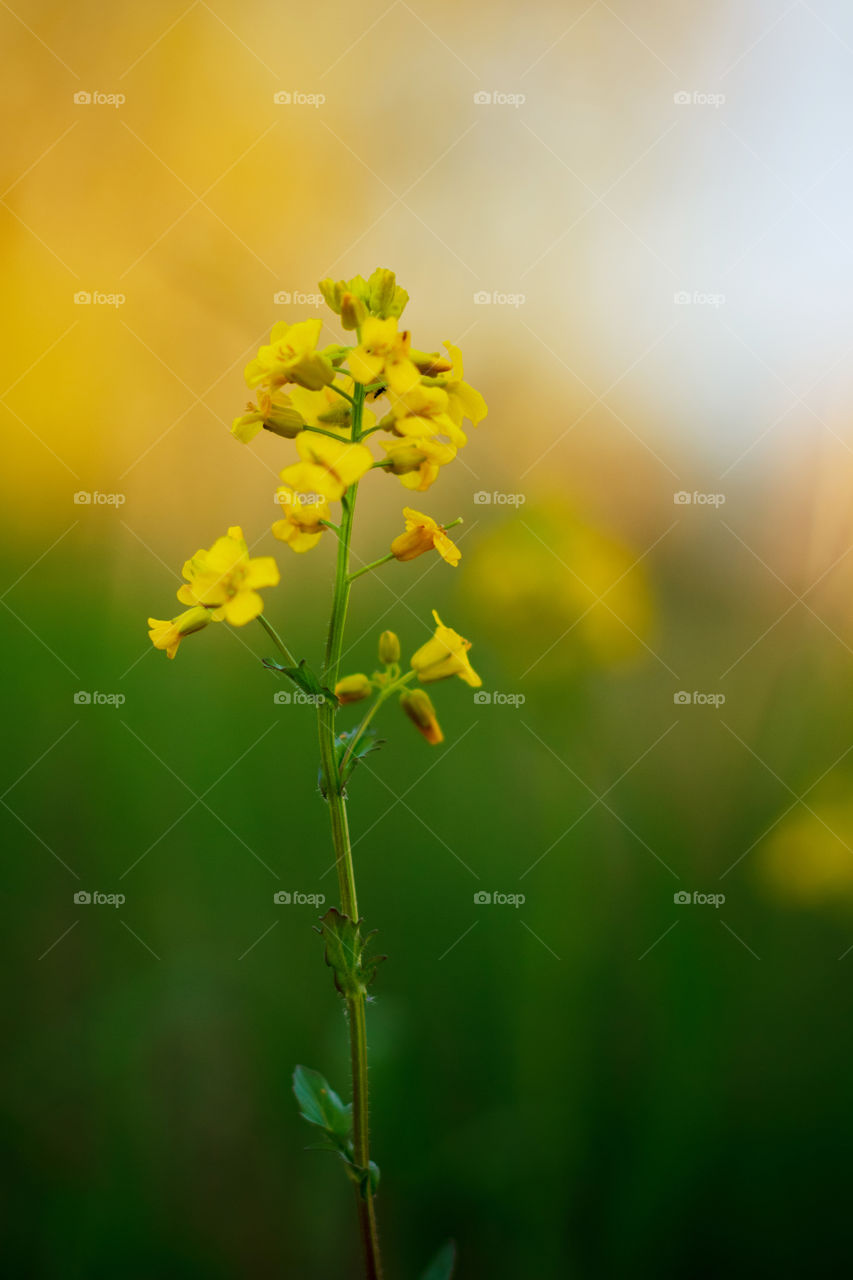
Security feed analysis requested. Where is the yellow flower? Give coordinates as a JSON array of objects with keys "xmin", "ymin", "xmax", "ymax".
[
  {"xmin": 335, "ymin": 673, "xmax": 372, "ymax": 704},
  {"xmin": 400, "ymin": 688, "xmax": 444, "ymax": 744},
  {"xmin": 244, "ymin": 319, "xmax": 334, "ymax": 392},
  {"xmin": 280, "ymin": 432, "xmax": 374, "ymax": 503},
  {"xmin": 391, "ymin": 508, "xmax": 461, "ymax": 566},
  {"xmin": 349, "ymin": 317, "xmax": 420, "ymax": 395},
  {"xmin": 380, "ymin": 436, "xmax": 457, "ymax": 491},
  {"xmin": 177, "ymin": 526, "xmax": 279, "ymax": 625},
  {"xmin": 272, "ymin": 487, "xmax": 331, "ymax": 553},
  {"xmin": 288, "ymin": 378, "xmax": 375, "ymax": 436},
  {"xmin": 147, "ymin": 605, "xmax": 218, "ymax": 659},
  {"xmin": 231, "ymin": 389, "xmax": 304, "ymax": 443},
  {"xmin": 384, "ymin": 383, "xmax": 468, "ymax": 450},
  {"xmin": 410, "ymin": 610, "xmax": 481, "ymax": 687},
  {"xmin": 431, "ymin": 341, "xmax": 487, "ymax": 429}
]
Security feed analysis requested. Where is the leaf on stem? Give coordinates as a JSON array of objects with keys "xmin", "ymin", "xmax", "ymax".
[
  {"xmin": 315, "ymin": 907, "xmax": 386, "ymax": 998},
  {"xmin": 262, "ymin": 656, "xmax": 337, "ymax": 707},
  {"xmin": 335, "ymin": 727, "xmax": 385, "ymax": 789},
  {"xmin": 293, "ymin": 1065, "xmax": 352, "ymax": 1145},
  {"xmin": 421, "ymin": 1241, "xmax": 457, "ymax": 1280}
]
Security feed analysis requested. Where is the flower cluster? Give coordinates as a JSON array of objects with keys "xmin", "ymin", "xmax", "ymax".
[
  {"xmin": 232, "ymin": 268, "xmax": 487, "ymax": 560},
  {"xmin": 147, "ymin": 269, "xmax": 486, "ymax": 748}
]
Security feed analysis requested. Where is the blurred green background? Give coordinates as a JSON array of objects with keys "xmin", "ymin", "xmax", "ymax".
[{"xmin": 6, "ymin": 0, "xmax": 853, "ymax": 1276}]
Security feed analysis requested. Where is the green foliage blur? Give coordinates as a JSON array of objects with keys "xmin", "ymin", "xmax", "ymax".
[{"xmin": 4, "ymin": 499, "xmax": 853, "ymax": 1279}]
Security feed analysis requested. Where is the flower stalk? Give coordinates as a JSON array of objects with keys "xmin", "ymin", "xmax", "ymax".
[{"xmin": 145, "ymin": 268, "xmax": 488, "ymax": 1277}]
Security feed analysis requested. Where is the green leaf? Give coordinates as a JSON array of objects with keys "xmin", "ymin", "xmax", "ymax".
[
  {"xmin": 335, "ymin": 728, "xmax": 385, "ymax": 788},
  {"xmin": 292, "ymin": 1066, "xmax": 352, "ymax": 1145},
  {"xmin": 421, "ymin": 1241, "xmax": 456, "ymax": 1280},
  {"xmin": 263, "ymin": 657, "xmax": 337, "ymax": 707},
  {"xmin": 315, "ymin": 908, "xmax": 386, "ymax": 998}
]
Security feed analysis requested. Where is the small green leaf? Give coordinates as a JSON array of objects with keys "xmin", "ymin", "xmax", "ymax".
[
  {"xmin": 421, "ymin": 1241, "xmax": 456, "ymax": 1280},
  {"xmin": 292, "ymin": 1066, "xmax": 352, "ymax": 1145},
  {"xmin": 316, "ymin": 908, "xmax": 386, "ymax": 998},
  {"xmin": 335, "ymin": 728, "xmax": 385, "ymax": 788},
  {"xmin": 263, "ymin": 657, "xmax": 337, "ymax": 706}
]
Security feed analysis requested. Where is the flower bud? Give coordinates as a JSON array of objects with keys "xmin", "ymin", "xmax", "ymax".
[
  {"xmin": 400, "ymin": 689, "xmax": 443, "ymax": 745},
  {"xmin": 378, "ymin": 630, "xmax": 400, "ymax": 664},
  {"xmin": 368, "ymin": 267, "xmax": 408, "ymax": 319},
  {"xmin": 319, "ymin": 278, "xmax": 345, "ymax": 313},
  {"xmin": 340, "ymin": 291, "xmax": 368, "ymax": 332},
  {"xmin": 335, "ymin": 673, "xmax": 372, "ymax": 704}
]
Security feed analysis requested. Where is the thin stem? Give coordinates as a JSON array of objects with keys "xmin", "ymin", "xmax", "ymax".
[
  {"xmin": 256, "ymin": 613, "xmax": 296, "ymax": 666},
  {"xmin": 328, "ymin": 383, "xmax": 355, "ymax": 405},
  {"xmin": 341, "ymin": 670, "xmax": 416, "ymax": 773},
  {"xmin": 315, "ymin": 381, "xmax": 383, "ymax": 1280},
  {"xmin": 348, "ymin": 552, "xmax": 396, "ymax": 583},
  {"xmin": 302, "ymin": 424, "xmax": 351, "ymax": 443}
]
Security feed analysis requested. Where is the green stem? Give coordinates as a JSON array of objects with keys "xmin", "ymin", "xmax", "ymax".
[
  {"xmin": 256, "ymin": 613, "xmax": 296, "ymax": 666},
  {"xmin": 315, "ymin": 381, "xmax": 383, "ymax": 1280},
  {"xmin": 303, "ymin": 424, "xmax": 352, "ymax": 443},
  {"xmin": 341, "ymin": 670, "xmax": 416, "ymax": 773},
  {"xmin": 348, "ymin": 552, "xmax": 396, "ymax": 583}
]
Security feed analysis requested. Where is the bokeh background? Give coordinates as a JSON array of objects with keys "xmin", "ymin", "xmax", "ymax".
[{"xmin": 4, "ymin": 1, "xmax": 853, "ymax": 1275}]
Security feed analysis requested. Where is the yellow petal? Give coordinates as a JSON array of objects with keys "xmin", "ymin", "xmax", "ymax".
[{"xmin": 223, "ymin": 590, "xmax": 264, "ymax": 625}]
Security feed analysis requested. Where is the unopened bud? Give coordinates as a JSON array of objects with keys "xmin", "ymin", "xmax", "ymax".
[
  {"xmin": 368, "ymin": 267, "xmax": 408, "ymax": 319},
  {"xmin": 400, "ymin": 688, "xmax": 443, "ymax": 745},
  {"xmin": 378, "ymin": 630, "xmax": 400, "ymax": 664},
  {"xmin": 340, "ymin": 291, "xmax": 368, "ymax": 332},
  {"xmin": 335, "ymin": 673, "xmax": 372, "ymax": 704}
]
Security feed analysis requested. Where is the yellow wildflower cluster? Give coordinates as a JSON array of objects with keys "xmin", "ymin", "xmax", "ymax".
[
  {"xmin": 231, "ymin": 267, "xmax": 487, "ymax": 560},
  {"xmin": 147, "ymin": 270, "xmax": 486, "ymax": 735}
]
